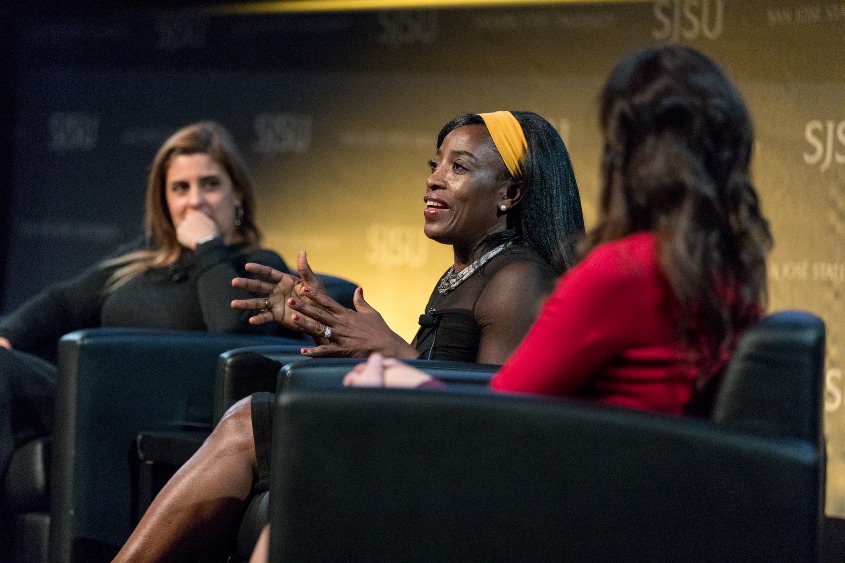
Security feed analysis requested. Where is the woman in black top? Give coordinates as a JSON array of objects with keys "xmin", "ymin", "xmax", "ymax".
[
  {"xmin": 0, "ymin": 122, "xmax": 290, "ymax": 492},
  {"xmin": 115, "ymin": 111, "xmax": 585, "ymax": 562},
  {"xmin": 234, "ymin": 111, "xmax": 584, "ymax": 365}
]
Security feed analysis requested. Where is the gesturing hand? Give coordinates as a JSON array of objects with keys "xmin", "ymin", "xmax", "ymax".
[
  {"xmin": 230, "ymin": 250, "xmax": 325, "ymax": 332},
  {"xmin": 287, "ymin": 284, "xmax": 417, "ymax": 359}
]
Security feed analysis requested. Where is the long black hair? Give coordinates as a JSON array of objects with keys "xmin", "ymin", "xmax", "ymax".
[{"xmin": 436, "ymin": 112, "xmax": 585, "ymax": 275}]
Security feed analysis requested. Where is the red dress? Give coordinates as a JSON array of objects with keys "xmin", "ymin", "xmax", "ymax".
[{"xmin": 491, "ymin": 232, "xmax": 745, "ymax": 415}]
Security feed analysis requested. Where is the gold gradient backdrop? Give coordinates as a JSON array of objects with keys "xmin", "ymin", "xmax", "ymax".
[{"xmin": 230, "ymin": 0, "xmax": 845, "ymax": 516}]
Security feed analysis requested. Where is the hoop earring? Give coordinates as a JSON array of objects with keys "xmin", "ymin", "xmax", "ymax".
[{"xmin": 234, "ymin": 203, "xmax": 243, "ymax": 227}]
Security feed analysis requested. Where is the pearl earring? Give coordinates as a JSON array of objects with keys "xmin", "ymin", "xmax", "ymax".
[{"xmin": 500, "ymin": 204, "xmax": 507, "ymax": 212}]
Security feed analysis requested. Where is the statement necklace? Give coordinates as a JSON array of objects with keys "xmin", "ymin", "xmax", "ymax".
[{"xmin": 437, "ymin": 241, "xmax": 513, "ymax": 295}]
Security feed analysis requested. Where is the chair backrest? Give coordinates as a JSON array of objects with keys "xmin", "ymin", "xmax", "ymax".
[
  {"xmin": 266, "ymin": 310, "xmax": 826, "ymax": 562},
  {"xmin": 712, "ymin": 309, "xmax": 825, "ymax": 443},
  {"xmin": 49, "ymin": 328, "xmax": 299, "ymax": 563},
  {"xmin": 233, "ymin": 358, "xmax": 498, "ymax": 559},
  {"xmin": 213, "ymin": 345, "xmax": 309, "ymax": 423}
]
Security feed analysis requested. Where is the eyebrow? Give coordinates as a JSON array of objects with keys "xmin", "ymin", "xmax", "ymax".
[
  {"xmin": 440, "ymin": 149, "xmax": 479, "ymax": 162},
  {"xmin": 167, "ymin": 173, "xmax": 221, "ymax": 187}
]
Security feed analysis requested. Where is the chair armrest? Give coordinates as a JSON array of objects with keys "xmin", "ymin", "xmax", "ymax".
[
  {"xmin": 49, "ymin": 328, "xmax": 301, "ymax": 562},
  {"xmin": 269, "ymin": 388, "xmax": 822, "ymax": 562},
  {"xmin": 213, "ymin": 345, "xmax": 311, "ymax": 423}
]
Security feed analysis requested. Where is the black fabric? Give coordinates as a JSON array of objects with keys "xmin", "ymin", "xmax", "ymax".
[
  {"xmin": 0, "ymin": 239, "xmax": 293, "ymax": 355},
  {"xmin": 412, "ymin": 244, "xmax": 554, "ymax": 362},
  {"xmin": 251, "ymin": 392, "xmax": 275, "ymax": 495},
  {"xmin": 0, "ymin": 349, "xmax": 55, "ymax": 482},
  {"xmin": 0, "ymin": 241, "xmax": 295, "ymax": 559},
  {"xmin": 3, "ymin": 437, "xmax": 51, "ymax": 513}
]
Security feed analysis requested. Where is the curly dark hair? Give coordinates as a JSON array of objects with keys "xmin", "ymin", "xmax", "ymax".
[
  {"xmin": 583, "ymin": 45, "xmax": 772, "ymax": 371},
  {"xmin": 437, "ymin": 111, "xmax": 585, "ymax": 275}
]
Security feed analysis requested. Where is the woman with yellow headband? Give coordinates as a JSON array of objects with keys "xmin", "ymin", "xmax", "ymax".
[
  {"xmin": 231, "ymin": 110, "xmax": 583, "ymax": 364},
  {"xmin": 115, "ymin": 110, "xmax": 584, "ymax": 562},
  {"xmin": 348, "ymin": 45, "xmax": 771, "ymax": 413}
]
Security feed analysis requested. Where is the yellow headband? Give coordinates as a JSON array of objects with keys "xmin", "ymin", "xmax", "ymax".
[{"xmin": 479, "ymin": 111, "xmax": 528, "ymax": 179}]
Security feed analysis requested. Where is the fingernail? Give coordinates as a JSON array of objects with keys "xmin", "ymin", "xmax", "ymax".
[
  {"xmin": 292, "ymin": 314, "xmax": 299, "ymax": 321},
  {"xmin": 358, "ymin": 287, "xmax": 364, "ymax": 298},
  {"xmin": 289, "ymin": 298, "xmax": 297, "ymax": 306},
  {"xmin": 300, "ymin": 348, "xmax": 308, "ymax": 355},
  {"xmin": 303, "ymin": 286, "xmax": 311, "ymax": 294}
]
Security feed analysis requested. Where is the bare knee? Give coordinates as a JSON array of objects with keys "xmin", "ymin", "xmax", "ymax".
[{"xmin": 207, "ymin": 395, "xmax": 257, "ymax": 470}]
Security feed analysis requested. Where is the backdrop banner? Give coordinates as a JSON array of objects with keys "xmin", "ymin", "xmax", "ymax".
[{"xmin": 6, "ymin": 0, "xmax": 845, "ymax": 515}]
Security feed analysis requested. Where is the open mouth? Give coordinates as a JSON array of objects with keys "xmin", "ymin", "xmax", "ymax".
[{"xmin": 424, "ymin": 196, "xmax": 449, "ymax": 217}]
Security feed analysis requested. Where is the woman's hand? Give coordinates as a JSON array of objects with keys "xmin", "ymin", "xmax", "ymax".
[
  {"xmin": 176, "ymin": 209, "xmax": 220, "ymax": 250},
  {"xmin": 343, "ymin": 353, "xmax": 433, "ymax": 388},
  {"xmin": 289, "ymin": 285, "xmax": 417, "ymax": 359},
  {"xmin": 230, "ymin": 251, "xmax": 326, "ymax": 331}
]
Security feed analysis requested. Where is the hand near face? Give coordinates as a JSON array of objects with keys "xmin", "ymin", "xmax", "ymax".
[
  {"xmin": 230, "ymin": 250, "xmax": 326, "ymax": 332},
  {"xmin": 176, "ymin": 209, "xmax": 220, "ymax": 250},
  {"xmin": 343, "ymin": 353, "xmax": 433, "ymax": 388}
]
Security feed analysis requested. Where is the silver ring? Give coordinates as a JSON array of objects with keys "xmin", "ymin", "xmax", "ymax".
[
  {"xmin": 261, "ymin": 298, "xmax": 270, "ymax": 313},
  {"xmin": 323, "ymin": 325, "xmax": 332, "ymax": 339}
]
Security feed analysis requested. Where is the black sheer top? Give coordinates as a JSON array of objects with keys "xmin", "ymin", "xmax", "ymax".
[{"xmin": 412, "ymin": 244, "xmax": 557, "ymax": 364}]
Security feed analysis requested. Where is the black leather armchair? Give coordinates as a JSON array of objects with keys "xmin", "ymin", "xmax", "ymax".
[
  {"xmin": 45, "ymin": 329, "xmax": 302, "ymax": 563},
  {"xmin": 4, "ymin": 273, "xmax": 358, "ymax": 563},
  {"xmin": 133, "ymin": 344, "xmax": 309, "ymax": 521},
  {"xmin": 225, "ymin": 358, "xmax": 499, "ymax": 560},
  {"xmin": 265, "ymin": 311, "xmax": 826, "ymax": 562}
]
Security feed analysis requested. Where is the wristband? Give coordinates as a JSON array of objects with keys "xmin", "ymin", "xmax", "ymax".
[{"xmin": 196, "ymin": 235, "xmax": 219, "ymax": 247}]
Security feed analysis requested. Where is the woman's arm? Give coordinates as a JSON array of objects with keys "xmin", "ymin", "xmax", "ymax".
[
  {"xmin": 232, "ymin": 250, "xmax": 415, "ymax": 356},
  {"xmin": 472, "ymin": 260, "xmax": 557, "ymax": 365},
  {"xmin": 490, "ymin": 243, "xmax": 653, "ymax": 396},
  {"xmin": 0, "ymin": 263, "xmax": 111, "ymax": 352}
]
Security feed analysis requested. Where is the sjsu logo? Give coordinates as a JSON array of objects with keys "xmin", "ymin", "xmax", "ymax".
[
  {"xmin": 377, "ymin": 11, "xmax": 437, "ymax": 48},
  {"xmin": 804, "ymin": 120, "xmax": 845, "ymax": 172},
  {"xmin": 366, "ymin": 224, "xmax": 428, "ymax": 269},
  {"xmin": 252, "ymin": 113, "xmax": 313, "ymax": 155},
  {"xmin": 652, "ymin": 0, "xmax": 724, "ymax": 41},
  {"xmin": 48, "ymin": 112, "xmax": 99, "ymax": 152}
]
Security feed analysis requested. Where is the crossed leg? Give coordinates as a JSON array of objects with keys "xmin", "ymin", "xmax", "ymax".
[{"xmin": 114, "ymin": 396, "xmax": 258, "ymax": 563}]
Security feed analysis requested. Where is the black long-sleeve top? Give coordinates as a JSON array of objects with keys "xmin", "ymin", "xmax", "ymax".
[{"xmin": 0, "ymin": 237, "xmax": 294, "ymax": 353}]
